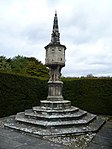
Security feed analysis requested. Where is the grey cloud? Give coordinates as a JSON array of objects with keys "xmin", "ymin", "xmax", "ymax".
[
  {"xmin": 22, "ymin": 24, "xmax": 49, "ymax": 44},
  {"xmin": 63, "ymin": 42, "xmax": 112, "ymax": 77},
  {"xmin": 63, "ymin": 62, "xmax": 112, "ymax": 77},
  {"xmin": 60, "ymin": 1, "xmax": 112, "ymax": 45}
]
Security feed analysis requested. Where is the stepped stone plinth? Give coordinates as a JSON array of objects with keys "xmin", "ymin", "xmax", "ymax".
[
  {"xmin": 4, "ymin": 11, "xmax": 105, "ymax": 136},
  {"xmin": 4, "ymin": 104, "xmax": 105, "ymax": 136}
]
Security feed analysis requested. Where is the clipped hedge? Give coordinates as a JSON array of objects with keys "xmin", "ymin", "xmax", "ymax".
[
  {"xmin": 0, "ymin": 72, "xmax": 112, "ymax": 117},
  {"xmin": 63, "ymin": 78, "xmax": 112, "ymax": 115},
  {"xmin": 0, "ymin": 72, "xmax": 47, "ymax": 117}
]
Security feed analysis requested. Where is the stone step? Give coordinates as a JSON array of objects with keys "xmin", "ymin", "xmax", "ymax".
[
  {"xmin": 46, "ymin": 117, "xmax": 105, "ymax": 135},
  {"xmin": 15, "ymin": 112, "xmax": 96, "ymax": 127},
  {"xmin": 40, "ymin": 100, "xmax": 71, "ymax": 110},
  {"xmin": 4, "ymin": 116, "xmax": 105, "ymax": 136},
  {"xmin": 87, "ymin": 116, "xmax": 106, "ymax": 132},
  {"xmin": 33, "ymin": 106, "xmax": 79, "ymax": 114},
  {"xmin": 25, "ymin": 109, "xmax": 87, "ymax": 120}
]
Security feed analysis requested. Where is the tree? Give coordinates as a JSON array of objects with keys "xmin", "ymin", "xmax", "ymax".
[
  {"xmin": 0, "ymin": 55, "xmax": 49, "ymax": 79},
  {"xmin": 86, "ymin": 74, "xmax": 94, "ymax": 78},
  {"xmin": 10, "ymin": 55, "xmax": 28, "ymax": 74},
  {"xmin": 26, "ymin": 58, "xmax": 49, "ymax": 78},
  {"xmin": 0, "ymin": 56, "xmax": 11, "ymax": 72}
]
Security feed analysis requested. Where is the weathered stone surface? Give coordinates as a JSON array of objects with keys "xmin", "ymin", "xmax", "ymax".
[
  {"xmin": 40, "ymin": 100, "xmax": 71, "ymax": 109},
  {"xmin": 4, "ymin": 112, "xmax": 105, "ymax": 136},
  {"xmin": 33, "ymin": 106, "xmax": 79, "ymax": 113},
  {"xmin": 25, "ymin": 109, "xmax": 87, "ymax": 119},
  {"xmin": 15, "ymin": 109, "xmax": 96, "ymax": 127}
]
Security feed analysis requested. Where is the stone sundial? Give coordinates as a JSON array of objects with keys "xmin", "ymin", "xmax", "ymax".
[{"xmin": 4, "ymin": 12, "xmax": 105, "ymax": 136}]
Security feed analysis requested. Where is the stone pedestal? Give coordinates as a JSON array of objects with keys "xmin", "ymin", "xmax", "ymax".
[{"xmin": 47, "ymin": 81, "xmax": 63, "ymax": 101}]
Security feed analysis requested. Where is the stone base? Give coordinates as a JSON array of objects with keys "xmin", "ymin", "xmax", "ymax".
[
  {"xmin": 4, "ymin": 100, "xmax": 106, "ymax": 136},
  {"xmin": 40, "ymin": 100, "xmax": 71, "ymax": 110},
  {"xmin": 4, "ymin": 115, "xmax": 105, "ymax": 136}
]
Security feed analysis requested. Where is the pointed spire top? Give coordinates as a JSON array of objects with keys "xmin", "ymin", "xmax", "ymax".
[
  {"xmin": 51, "ymin": 11, "xmax": 60, "ymax": 44},
  {"xmin": 55, "ymin": 10, "xmax": 57, "ymax": 16}
]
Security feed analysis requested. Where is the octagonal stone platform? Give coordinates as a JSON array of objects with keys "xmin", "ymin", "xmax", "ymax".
[{"xmin": 4, "ymin": 99, "xmax": 105, "ymax": 136}]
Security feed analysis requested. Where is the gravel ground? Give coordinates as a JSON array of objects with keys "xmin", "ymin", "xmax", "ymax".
[{"xmin": 44, "ymin": 133, "xmax": 96, "ymax": 149}]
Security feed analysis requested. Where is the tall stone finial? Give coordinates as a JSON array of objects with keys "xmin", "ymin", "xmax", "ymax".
[{"xmin": 51, "ymin": 11, "xmax": 60, "ymax": 44}]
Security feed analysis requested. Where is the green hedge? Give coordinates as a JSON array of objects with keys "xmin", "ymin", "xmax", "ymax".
[
  {"xmin": 0, "ymin": 72, "xmax": 112, "ymax": 117},
  {"xmin": 0, "ymin": 72, "xmax": 47, "ymax": 117},
  {"xmin": 63, "ymin": 78, "xmax": 112, "ymax": 115}
]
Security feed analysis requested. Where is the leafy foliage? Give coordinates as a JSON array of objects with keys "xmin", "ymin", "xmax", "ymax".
[
  {"xmin": 0, "ymin": 56, "xmax": 11, "ymax": 72},
  {"xmin": 0, "ymin": 55, "xmax": 49, "ymax": 79},
  {"xmin": 10, "ymin": 55, "xmax": 28, "ymax": 74},
  {"xmin": 26, "ymin": 57, "xmax": 49, "ymax": 78}
]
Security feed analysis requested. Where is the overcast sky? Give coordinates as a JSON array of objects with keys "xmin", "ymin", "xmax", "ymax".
[{"xmin": 0, "ymin": 0, "xmax": 112, "ymax": 77}]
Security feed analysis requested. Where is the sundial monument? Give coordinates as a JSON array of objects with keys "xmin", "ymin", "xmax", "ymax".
[{"xmin": 5, "ymin": 12, "xmax": 105, "ymax": 136}]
